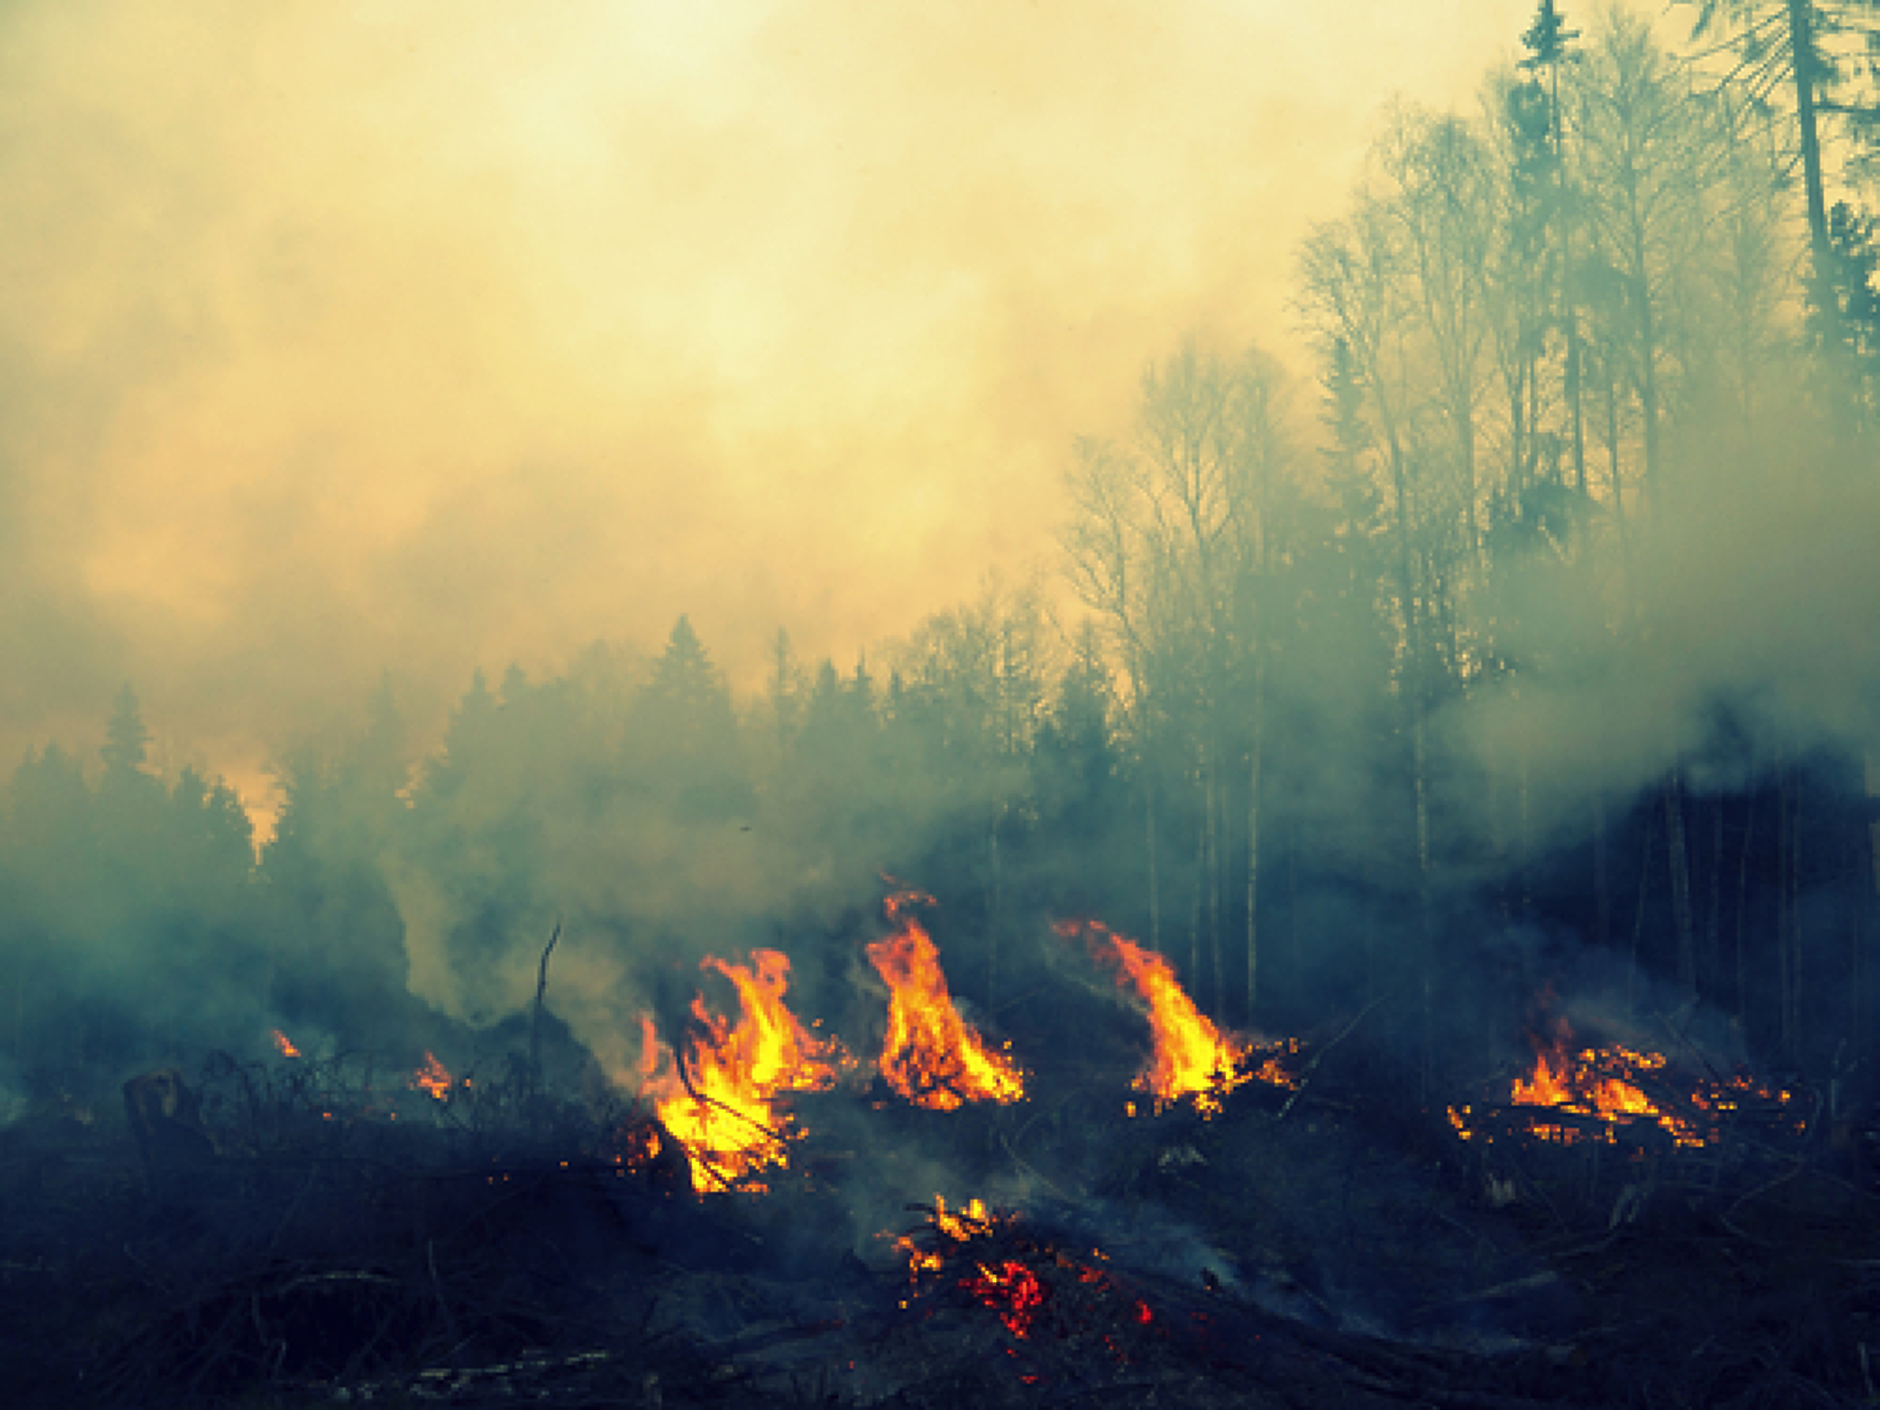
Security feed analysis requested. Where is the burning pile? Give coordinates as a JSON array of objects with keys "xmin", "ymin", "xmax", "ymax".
[
  {"xmin": 868, "ymin": 889, "xmax": 1026, "ymax": 1111},
  {"xmin": 411, "ymin": 1051, "xmax": 455, "ymax": 1102},
  {"xmin": 894, "ymin": 1198, "xmax": 1156, "ymax": 1355},
  {"xmin": 614, "ymin": 892, "xmax": 1311, "ymax": 1190},
  {"xmin": 638, "ymin": 950, "xmax": 849, "ymax": 1191},
  {"xmin": 1448, "ymin": 1010, "xmax": 1796, "ymax": 1150}
]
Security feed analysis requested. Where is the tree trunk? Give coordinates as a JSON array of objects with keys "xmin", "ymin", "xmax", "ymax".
[
  {"xmin": 1707, "ymin": 799, "xmax": 1725, "ymax": 993},
  {"xmin": 1736, "ymin": 787, "xmax": 1756, "ymax": 1029},
  {"xmin": 1145, "ymin": 777, "xmax": 1162, "ymax": 953},
  {"xmin": 1631, "ymin": 822, "xmax": 1655, "ymax": 1017},
  {"xmin": 1592, "ymin": 786, "xmax": 1611, "ymax": 949},
  {"xmin": 1788, "ymin": 0, "xmax": 1833, "ymax": 296},
  {"xmin": 1207, "ymin": 753, "xmax": 1223, "ymax": 1014},
  {"xmin": 987, "ymin": 820, "xmax": 1002, "ymax": 1008},
  {"xmin": 1245, "ymin": 655, "xmax": 1265, "ymax": 1019},
  {"xmin": 1666, "ymin": 770, "xmax": 1697, "ymax": 994}
]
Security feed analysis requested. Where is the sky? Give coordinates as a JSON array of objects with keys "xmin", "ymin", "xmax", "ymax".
[{"xmin": 0, "ymin": 0, "xmax": 1640, "ymax": 822}]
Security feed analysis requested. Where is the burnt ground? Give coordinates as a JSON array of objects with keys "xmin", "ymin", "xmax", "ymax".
[{"xmin": 2, "ymin": 1042, "xmax": 1877, "ymax": 1409}]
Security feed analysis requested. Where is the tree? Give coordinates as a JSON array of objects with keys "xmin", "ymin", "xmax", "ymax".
[
  {"xmin": 1520, "ymin": 1, "xmax": 1587, "ymax": 494},
  {"xmin": 1810, "ymin": 199, "xmax": 1880, "ymax": 421},
  {"xmin": 625, "ymin": 616, "xmax": 750, "ymax": 820},
  {"xmin": 1063, "ymin": 339, "xmax": 1292, "ymax": 1017},
  {"xmin": 1679, "ymin": 2, "xmax": 1880, "ymax": 352},
  {"xmin": 101, "ymin": 683, "xmax": 153, "ymax": 782},
  {"xmin": 1574, "ymin": 9, "xmax": 1728, "ymax": 508}
]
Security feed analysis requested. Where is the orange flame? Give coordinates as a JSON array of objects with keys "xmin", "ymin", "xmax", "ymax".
[
  {"xmin": 1060, "ymin": 919, "xmax": 1251, "ymax": 1117},
  {"xmin": 1506, "ymin": 1015, "xmax": 1703, "ymax": 1146},
  {"xmin": 271, "ymin": 1029, "xmax": 301, "ymax": 1059},
  {"xmin": 895, "ymin": 1194, "xmax": 994, "ymax": 1273},
  {"xmin": 412, "ymin": 1051, "xmax": 452, "ymax": 1101},
  {"xmin": 868, "ymin": 890, "xmax": 1025, "ymax": 1110},
  {"xmin": 642, "ymin": 949, "xmax": 846, "ymax": 1190}
]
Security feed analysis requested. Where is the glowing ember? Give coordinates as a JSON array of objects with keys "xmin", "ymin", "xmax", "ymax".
[
  {"xmin": 271, "ymin": 1029, "xmax": 301, "ymax": 1059},
  {"xmin": 895, "ymin": 1197, "xmax": 1158, "ymax": 1356},
  {"xmin": 868, "ymin": 890, "xmax": 1026, "ymax": 1110},
  {"xmin": 412, "ymin": 1051, "xmax": 452, "ymax": 1100},
  {"xmin": 1058, "ymin": 919, "xmax": 1252, "ymax": 1117},
  {"xmin": 963, "ymin": 1259, "xmax": 1047, "ymax": 1338},
  {"xmin": 641, "ymin": 949, "xmax": 847, "ymax": 1191}
]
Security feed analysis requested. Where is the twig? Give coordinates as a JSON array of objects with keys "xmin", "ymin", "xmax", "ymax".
[{"xmin": 1275, "ymin": 992, "xmax": 1391, "ymax": 1122}]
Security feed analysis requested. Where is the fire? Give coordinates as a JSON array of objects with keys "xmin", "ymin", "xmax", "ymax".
[
  {"xmin": 641, "ymin": 949, "xmax": 847, "ymax": 1190},
  {"xmin": 895, "ymin": 1194, "xmax": 993, "ymax": 1273},
  {"xmin": 1508, "ymin": 1014, "xmax": 1702, "ymax": 1146},
  {"xmin": 868, "ymin": 890, "xmax": 1025, "ymax": 1110},
  {"xmin": 962, "ymin": 1259, "xmax": 1047, "ymax": 1338},
  {"xmin": 271, "ymin": 1029, "xmax": 300, "ymax": 1059},
  {"xmin": 412, "ymin": 1051, "xmax": 453, "ymax": 1101},
  {"xmin": 1448, "ymin": 1007, "xmax": 1795, "ymax": 1149},
  {"xmin": 1059, "ymin": 919, "xmax": 1251, "ymax": 1117},
  {"xmin": 895, "ymin": 1197, "xmax": 1158, "ymax": 1357}
]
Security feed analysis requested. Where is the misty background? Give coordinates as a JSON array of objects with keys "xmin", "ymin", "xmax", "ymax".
[{"xmin": 4, "ymin": 0, "xmax": 1879, "ymax": 1104}]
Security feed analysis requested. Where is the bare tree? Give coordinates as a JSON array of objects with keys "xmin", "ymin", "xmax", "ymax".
[{"xmin": 1062, "ymin": 340, "xmax": 1293, "ymax": 1017}]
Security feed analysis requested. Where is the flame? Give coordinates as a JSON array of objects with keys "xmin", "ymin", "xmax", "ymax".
[
  {"xmin": 412, "ymin": 1051, "xmax": 453, "ymax": 1100},
  {"xmin": 868, "ymin": 890, "xmax": 1026, "ymax": 1110},
  {"xmin": 1060, "ymin": 919, "xmax": 1251, "ymax": 1117},
  {"xmin": 1447, "ymin": 1006, "xmax": 1796, "ymax": 1149},
  {"xmin": 895, "ymin": 1193, "xmax": 993, "ymax": 1273},
  {"xmin": 1507, "ymin": 1014, "xmax": 1703, "ymax": 1146},
  {"xmin": 642, "ymin": 949, "xmax": 846, "ymax": 1190},
  {"xmin": 271, "ymin": 1029, "xmax": 300, "ymax": 1059}
]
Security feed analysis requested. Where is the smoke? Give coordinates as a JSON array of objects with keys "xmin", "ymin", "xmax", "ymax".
[
  {"xmin": 0, "ymin": 0, "xmax": 1565, "ymax": 803},
  {"xmin": 1454, "ymin": 417, "xmax": 1880, "ymax": 844},
  {"xmin": 0, "ymin": 1056, "xmax": 27, "ymax": 1130}
]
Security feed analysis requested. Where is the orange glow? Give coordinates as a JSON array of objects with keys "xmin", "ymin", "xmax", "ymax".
[
  {"xmin": 412, "ymin": 1051, "xmax": 452, "ymax": 1100},
  {"xmin": 1507, "ymin": 1014, "xmax": 1702, "ymax": 1147},
  {"xmin": 1060, "ymin": 918, "xmax": 1251, "ymax": 1117},
  {"xmin": 271, "ymin": 1028, "xmax": 301, "ymax": 1059},
  {"xmin": 895, "ymin": 1195, "xmax": 1155, "ymax": 1353},
  {"xmin": 867, "ymin": 890, "xmax": 1026, "ymax": 1110},
  {"xmin": 896, "ymin": 1193, "xmax": 993, "ymax": 1273},
  {"xmin": 1446, "ymin": 1004, "xmax": 1800, "ymax": 1149},
  {"xmin": 963, "ymin": 1259, "xmax": 1047, "ymax": 1338},
  {"xmin": 641, "ymin": 949, "xmax": 847, "ymax": 1190}
]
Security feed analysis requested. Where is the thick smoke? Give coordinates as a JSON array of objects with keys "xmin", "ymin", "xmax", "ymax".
[
  {"xmin": 0, "ymin": 0, "xmax": 1557, "ymax": 805},
  {"xmin": 1455, "ymin": 423, "xmax": 1880, "ymax": 846}
]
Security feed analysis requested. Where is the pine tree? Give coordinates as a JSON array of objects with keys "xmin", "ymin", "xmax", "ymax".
[
  {"xmin": 101, "ymin": 683, "xmax": 152, "ymax": 781},
  {"xmin": 1679, "ymin": 3, "xmax": 1880, "ymax": 330}
]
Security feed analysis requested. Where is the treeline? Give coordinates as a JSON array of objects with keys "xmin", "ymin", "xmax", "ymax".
[{"xmin": 3, "ymin": 2, "xmax": 1880, "ymax": 1089}]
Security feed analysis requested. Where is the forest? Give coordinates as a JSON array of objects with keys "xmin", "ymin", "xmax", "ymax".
[{"xmin": 3, "ymin": 0, "xmax": 1880, "ymax": 1128}]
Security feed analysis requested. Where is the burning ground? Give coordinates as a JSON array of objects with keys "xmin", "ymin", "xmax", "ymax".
[{"xmin": 2, "ymin": 886, "xmax": 1876, "ymax": 1408}]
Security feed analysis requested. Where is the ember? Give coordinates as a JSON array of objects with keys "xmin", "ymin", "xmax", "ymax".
[
  {"xmin": 641, "ymin": 949, "xmax": 847, "ymax": 1190},
  {"xmin": 894, "ymin": 1197, "xmax": 1163, "ymax": 1370},
  {"xmin": 868, "ymin": 889, "xmax": 1026, "ymax": 1110},
  {"xmin": 271, "ymin": 1028, "xmax": 301, "ymax": 1059},
  {"xmin": 961, "ymin": 1258, "xmax": 1046, "ymax": 1337},
  {"xmin": 1058, "ymin": 918, "xmax": 1254, "ymax": 1117}
]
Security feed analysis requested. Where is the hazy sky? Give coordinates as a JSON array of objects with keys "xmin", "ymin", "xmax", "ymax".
[{"xmin": 0, "ymin": 0, "xmax": 1628, "ymax": 815}]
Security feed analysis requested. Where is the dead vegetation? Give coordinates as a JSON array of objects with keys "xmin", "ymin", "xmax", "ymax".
[{"xmin": 0, "ymin": 1026, "xmax": 1876, "ymax": 1409}]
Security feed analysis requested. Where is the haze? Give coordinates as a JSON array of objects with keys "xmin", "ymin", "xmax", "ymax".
[{"xmin": 2, "ymin": 0, "xmax": 1580, "ymax": 814}]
